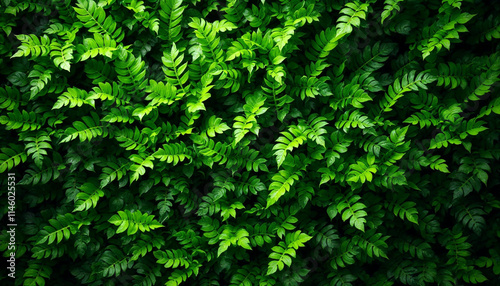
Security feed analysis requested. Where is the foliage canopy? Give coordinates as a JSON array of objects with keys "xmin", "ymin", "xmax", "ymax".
[{"xmin": 1, "ymin": 0, "xmax": 499, "ymax": 285}]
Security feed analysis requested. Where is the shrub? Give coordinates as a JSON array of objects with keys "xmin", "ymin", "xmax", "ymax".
[{"xmin": 1, "ymin": 0, "xmax": 499, "ymax": 285}]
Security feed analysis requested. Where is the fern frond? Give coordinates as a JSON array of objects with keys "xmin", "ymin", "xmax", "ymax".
[
  {"xmin": 76, "ymin": 33, "xmax": 117, "ymax": 61},
  {"xmin": 378, "ymin": 70, "xmax": 436, "ymax": 114},
  {"xmin": 188, "ymin": 17, "xmax": 224, "ymax": 63},
  {"xmin": 23, "ymin": 262, "xmax": 52, "ymax": 286},
  {"xmin": 272, "ymin": 125, "xmax": 308, "ymax": 168},
  {"xmin": 403, "ymin": 110, "xmax": 439, "ymax": 128},
  {"xmin": 218, "ymin": 227, "xmax": 252, "ymax": 257},
  {"xmin": 159, "ymin": 0, "xmax": 187, "ymax": 42},
  {"xmin": 53, "ymin": 87, "xmax": 95, "ymax": 110},
  {"xmin": 108, "ymin": 210, "xmax": 163, "ymax": 235},
  {"xmin": 156, "ymin": 191, "xmax": 174, "ymax": 223},
  {"xmin": 11, "ymin": 34, "xmax": 52, "ymax": 58},
  {"xmin": 335, "ymin": 110, "xmax": 374, "ymax": 132},
  {"xmin": 133, "ymin": 104, "xmax": 157, "ymax": 122},
  {"xmin": 155, "ymin": 249, "xmax": 192, "ymax": 269},
  {"xmin": 162, "ymin": 43, "xmax": 190, "ymax": 95},
  {"xmin": 471, "ymin": 14, "xmax": 500, "ymax": 43},
  {"xmin": 18, "ymin": 158, "xmax": 64, "ymax": 185},
  {"xmin": 84, "ymin": 59, "xmax": 117, "ymax": 84},
  {"xmin": 154, "ymin": 142, "xmax": 192, "ymax": 165},
  {"xmin": 266, "ymin": 231, "xmax": 311, "ymax": 275},
  {"xmin": 352, "ymin": 229, "xmax": 389, "ymax": 258},
  {"xmin": 197, "ymin": 192, "xmax": 222, "ymax": 217},
  {"xmin": 97, "ymin": 245, "xmax": 132, "ymax": 277},
  {"xmin": 211, "ymin": 19, "xmax": 238, "ymax": 33},
  {"xmin": 381, "ymin": 0, "xmax": 405, "ymax": 24},
  {"xmin": 328, "ymin": 194, "xmax": 367, "ymax": 232},
  {"xmin": 215, "ymin": 63, "xmax": 242, "ymax": 93},
  {"xmin": 28, "ymin": 64, "xmax": 53, "ymax": 99},
  {"xmin": 24, "ymin": 131, "xmax": 52, "ymax": 168},
  {"xmin": 129, "ymin": 153, "xmax": 155, "ymax": 183},
  {"xmin": 230, "ymin": 265, "xmax": 260, "ymax": 286},
  {"xmin": 166, "ymin": 266, "xmax": 200, "ymax": 286},
  {"xmin": 387, "ymin": 197, "xmax": 419, "ymax": 225},
  {"xmin": 192, "ymin": 135, "xmax": 232, "ymax": 167},
  {"xmin": 227, "ymin": 146, "xmax": 268, "ymax": 173},
  {"xmin": 232, "ymin": 92, "xmax": 268, "ymax": 145},
  {"xmin": 449, "ymin": 172, "xmax": 481, "ymax": 200},
  {"xmin": 290, "ymin": 74, "xmax": 330, "ymax": 100},
  {"xmin": 185, "ymin": 75, "xmax": 213, "ymax": 113},
  {"xmin": 349, "ymin": 42, "xmax": 396, "ymax": 74},
  {"xmin": 306, "ymin": 27, "xmax": 338, "ymax": 61},
  {"xmin": 351, "ymin": 72, "xmax": 383, "ymax": 92},
  {"xmin": 266, "ymin": 169, "xmax": 301, "ymax": 208},
  {"xmin": 31, "ymin": 243, "xmax": 68, "ymax": 259},
  {"xmin": 418, "ymin": 10, "xmax": 475, "ymax": 59},
  {"xmin": 336, "ymin": 1, "xmax": 369, "ymax": 36},
  {"xmin": 205, "ymin": 115, "xmax": 230, "ymax": 137},
  {"xmin": 425, "ymin": 154, "xmax": 450, "ymax": 173},
  {"xmin": 330, "ymin": 82, "xmax": 372, "ymax": 111},
  {"xmin": 442, "ymin": 226, "xmax": 471, "ymax": 269},
  {"xmin": 101, "ymin": 106, "xmax": 135, "ymax": 124},
  {"xmin": 114, "ymin": 49, "xmax": 147, "ymax": 91},
  {"xmin": 394, "ymin": 238, "xmax": 433, "ymax": 260},
  {"xmin": 145, "ymin": 80, "xmax": 183, "ymax": 106},
  {"xmin": 432, "ymin": 62, "xmax": 469, "ymax": 89},
  {"xmin": 36, "ymin": 213, "xmax": 77, "ymax": 245},
  {"xmin": 298, "ymin": 113, "xmax": 328, "ymax": 147},
  {"xmin": 90, "ymin": 81, "xmax": 130, "ymax": 106},
  {"xmin": 73, "ymin": 181, "xmax": 105, "ymax": 212},
  {"xmin": 222, "ymin": 0, "xmax": 246, "ymax": 23},
  {"xmin": 347, "ymin": 154, "xmax": 377, "ymax": 184},
  {"xmin": 325, "ymin": 131, "xmax": 352, "ymax": 167},
  {"xmin": 0, "ymin": 86, "xmax": 20, "ymax": 111},
  {"xmin": 0, "ymin": 109, "xmax": 43, "ymax": 131},
  {"xmin": 330, "ymin": 239, "xmax": 359, "ymax": 269},
  {"xmin": 262, "ymin": 74, "xmax": 292, "ymax": 121},
  {"xmin": 49, "ymin": 41, "xmax": 74, "ymax": 71},
  {"xmin": 467, "ymin": 54, "xmax": 500, "ymax": 101},
  {"xmin": 289, "ymin": 2, "xmax": 320, "ymax": 27},
  {"xmin": 0, "ymin": 144, "xmax": 28, "ymax": 173},
  {"xmin": 454, "ymin": 204, "xmax": 486, "ymax": 235},
  {"xmin": 60, "ymin": 112, "xmax": 106, "ymax": 143},
  {"xmin": 74, "ymin": 0, "xmax": 124, "ymax": 41},
  {"xmin": 429, "ymin": 131, "xmax": 461, "ymax": 150},
  {"xmin": 99, "ymin": 157, "xmax": 131, "ymax": 188}
]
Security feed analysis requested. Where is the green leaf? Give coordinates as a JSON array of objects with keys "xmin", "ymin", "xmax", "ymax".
[
  {"xmin": 73, "ymin": 181, "xmax": 105, "ymax": 212},
  {"xmin": 108, "ymin": 210, "xmax": 163, "ymax": 235}
]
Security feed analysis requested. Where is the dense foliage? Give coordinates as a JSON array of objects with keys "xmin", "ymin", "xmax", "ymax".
[{"xmin": 1, "ymin": 0, "xmax": 500, "ymax": 285}]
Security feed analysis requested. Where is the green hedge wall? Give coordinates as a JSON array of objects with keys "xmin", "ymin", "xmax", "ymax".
[{"xmin": 1, "ymin": 0, "xmax": 500, "ymax": 285}]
